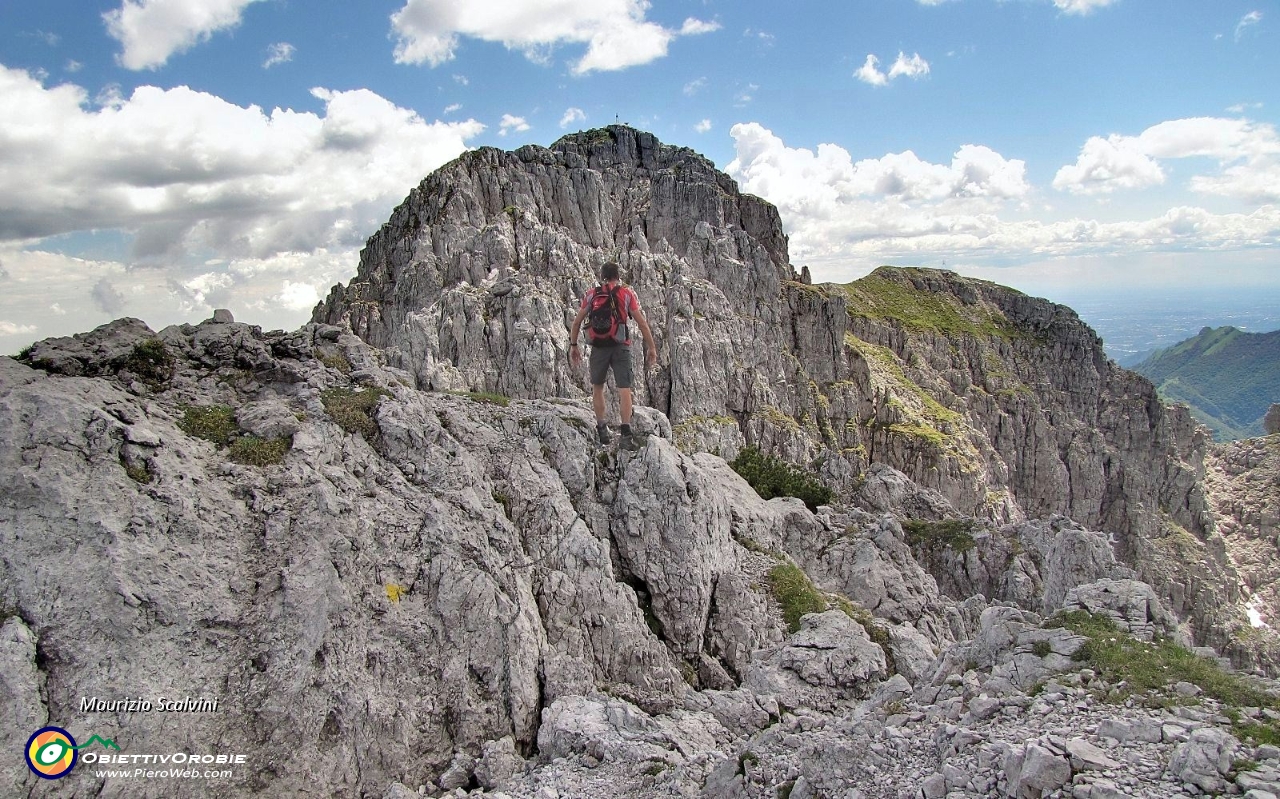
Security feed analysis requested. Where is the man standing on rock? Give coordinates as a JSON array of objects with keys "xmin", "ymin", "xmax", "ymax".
[{"xmin": 569, "ymin": 261, "xmax": 657, "ymax": 444}]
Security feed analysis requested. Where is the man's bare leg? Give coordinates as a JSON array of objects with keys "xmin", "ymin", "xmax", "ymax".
[
  {"xmin": 619, "ymin": 388, "xmax": 633, "ymax": 426},
  {"xmin": 593, "ymin": 384, "xmax": 607, "ymax": 422}
]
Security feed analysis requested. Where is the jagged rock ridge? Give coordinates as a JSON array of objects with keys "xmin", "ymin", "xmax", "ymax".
[{"xmin": 316, "ymin": 125, "xmax": 1256, "ymax": 663}]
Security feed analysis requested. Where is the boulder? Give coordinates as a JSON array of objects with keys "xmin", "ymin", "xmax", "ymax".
[
  {"xmin": 746, "ymin": 611, "xmax": 888, "ymax": 707},
  {"xmin": 1166, "ymin": 727, "xmax": 1239, "ymax": 793},
  {"xmin": 1061, "ymin": 579, "xmax": 1182, "ymax": 642}
]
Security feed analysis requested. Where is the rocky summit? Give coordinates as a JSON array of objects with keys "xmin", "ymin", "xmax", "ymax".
[{"xmin": 3, "ymin": 127, "xmax": 1280, "ymax": 799}]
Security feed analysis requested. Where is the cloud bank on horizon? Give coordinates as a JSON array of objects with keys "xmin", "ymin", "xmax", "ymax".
[{"xmin": 0, "ymin": 0, "xmax": 1276, "ymax": 352}]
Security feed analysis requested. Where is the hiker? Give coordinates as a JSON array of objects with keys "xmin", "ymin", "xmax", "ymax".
[{"xmin": 568, "ymin": 262, "xmax": 657, "ymax": 444}]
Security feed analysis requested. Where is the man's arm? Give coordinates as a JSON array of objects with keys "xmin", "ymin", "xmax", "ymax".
[
  {"xmin": 569, "ymin": 306, "xmax": 587, "ymax": 343},
  {"xmin": 568, "ymin": 306, "xmax": 587, "ymax": 367},
  {"xmin": 631, "ymin": 305, "xmax": 657, "ymax": 368}
]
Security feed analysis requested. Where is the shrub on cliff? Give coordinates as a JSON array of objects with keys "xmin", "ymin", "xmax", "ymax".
[
  {"xmin": 903, "ymin": 518, "xmax": 977, "ymax": 554},
  {"xmin": 730, "ymin": 446, "xmax": 832, "ymax": 512}
]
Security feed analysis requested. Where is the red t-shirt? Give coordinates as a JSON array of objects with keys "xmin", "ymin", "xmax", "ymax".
[{"xmin": 580, "ymin": 282, "xmax": 641, "ymax": 345}]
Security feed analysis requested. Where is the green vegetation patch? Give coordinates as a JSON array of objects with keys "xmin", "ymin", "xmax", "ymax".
[
  {"xmin": 1047, "ymin": 610, "xmax": 1280, "ymax": 743},
  {"xmin": 845, "ymin": 335, "xmax": 960, "ymax": 426},
  {"xmin": 177, "ymin": 403, "xmax": 292, "ymax": 466},
  {"xmin": 833, "ymin": 595, "xmax": 893, "ymax": 650},
  {"xmin": 843, "ymin": 333, "xmax": 983, "ymax": 465},
  {"xmin": 839, "ymin": 267, "xmax": 1024, "ymax": 340},
  {"xmin": 672, "ymin": 415, "xmax": 738, "ymax": 453},
  {"xmin": 903, "ymin": 518, "xmax": 977, "ymax": 554},
  {"xmin": 178, "ymin": 404, "xmax": 238, "ymax": 446},
  {"xmin": 730, "ymin": 446, "xmax": 833, "ymax": 512},
  {"xmin": 441, "ymin": 389, "xmax": 512, "ymax": 407},
  {"xmin": 463, "ymin": 390, "xmax": 510, "ymax": 407},
  {"xmin": 887, "ymin": 422, "xmax": 947, "ymax": 447},
  {"xmin": 119, "ymin": 338, "xmax": 175, "ymax": 389},
  {"xmin": 123, "ymin": 459, "xmax": 153, "ymax": 484},
  {"xmin": 321, "ymin": 387, "xmax": 392, "ymax": 439},
  {"xmin": 767, "ymin": 563, "xmax": 827, "ymax": 632},
  {"xmin": 228, "ymin": 436, "xmax": 291, "ymax": 467},
  {"xmin": 317, "ymin": 350, "xmax": 352, "ymax": 374}
]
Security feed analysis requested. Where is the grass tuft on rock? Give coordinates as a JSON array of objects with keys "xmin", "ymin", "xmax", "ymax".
[
  {"xmin": 228, "ymin": 435, "xmax": 291, "ymax": 467},
  {"xmin": 767, "ymin": 562, "xmax": 827, "ymax": 633},
  {"xmin": 178, "ymin": 404, "xmax": 292, "ymax": 467},
  {"xmin": 317, "ymin": 350, "xmax": 352, "ymax": 374},
  {"xmin": 321, "ymin": 387, "xmax": 392, "ymax": 439},
  {"xmin": 178, "ymin": 404, "xmax": 237, "ymax": 446},
  {"xmin": 463, "ymin": 390, "xmax": 510, "ymax": 407},
  {"xmin": 120, "ymin": 338, "xmax": 175, "ymax": 389},
  {"xmin": 123, "ymin": 460, "xmax": 153, "ymax": 484}
]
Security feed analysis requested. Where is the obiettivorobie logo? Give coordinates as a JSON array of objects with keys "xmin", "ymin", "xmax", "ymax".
[
  {"xmin": 24, "ymin": 727, "xmax": 120, "ymax": 780},
  {"xmin": 24, "ymin": 726, "xmax": 248, "ymax": 782}
]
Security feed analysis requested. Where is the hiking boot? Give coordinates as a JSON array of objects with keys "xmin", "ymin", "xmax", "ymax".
[
  {"xmin": 596, "ymin": 423, "xmax": 611, "ymax": 444},
  {"xmin": 620, "ymin": 433, "xmax": 645, "ymax": 452},
  {"xmin": 620, "ymin": 423, "xmax": 633, "ymax": 437}
]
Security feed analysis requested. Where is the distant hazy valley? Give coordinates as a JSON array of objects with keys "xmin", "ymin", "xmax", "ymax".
[{"xmin": 1054, "ymin": 287, "xmax": 1280, "ymax": 367}]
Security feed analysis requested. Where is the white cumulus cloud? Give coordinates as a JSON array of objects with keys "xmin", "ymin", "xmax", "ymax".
[
  {"xmin": 0, "ymin": 62, "xmax": 486, "ymax": 346},
  {"xmin": 0, "ymin": 321, "xmax": 36, "ymax": 336},
  {"xmin": 1053, "ymin": 0, "xmax": 1118, "ymax": 13},
  {"xmin": 273, "ymin": 280, "xmax": 321, "ymax": 311},
  {"xmin": 263, "ymin": 42, "xmax": 295, "ymax": 68},
  {"xmin": 0, "ymin": 243, "xmax": 365, "ymax": 356},
  {"xmin": 854, "ymin": 55, "xmax": 887, "ymax": 87},
  {"xmin": 918, "ymin": 0, "xmax": 1117, "ymax": 12},
  {"xmin": 680, "ymin": 18, "xmax": 721, "ymax": 36},
  {"xmin": 104, "ymin": 0, "xmax": 268, "ymax": 70},
  {"xmin": 1236, "ymin": 11, "xmax": 1263, "ymax": 41},
  {"xmin": 888, "ymin": 52, "xmax": 930, "ymax": 80},
  {"xmin": 389, "ymin": 0, "xmax": 716, "ymax": 74},
  {"xmin": 0, "ymin": 65, "xmax": 484, "ymax": 255},
  {"xmin": 726, "ymin": 122, "xmax": 1280, "ymax": 276},
  {"xmin": 856, "ymin": 52, "xmax": 930, "ymax": 86},
  {"xmin": 1052, "ymin": 135, "xmax": 1164, "ymax": 194},
  {"xmin": 92, "ymin": 277, "xmax": 127, "ymax": 314},
  {"xmin": 499, "ymin": 114, "xmax": 530, "ymax": 136},
  {"xmin": 560, "ymin": 107, "xmax": 586, "ymax": 129},
  {"xmin": 1054, "ymin": 117, "xmax": 1280, "ymax": 200},
  {"xmin": 695, "ymin": 119, "xmax": 712, "ymax": 134}
]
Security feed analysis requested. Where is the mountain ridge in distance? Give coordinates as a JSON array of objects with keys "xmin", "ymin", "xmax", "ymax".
[{"xmin": 1131, "ymin": 324, "xmax": 1280, "ymax": 440}]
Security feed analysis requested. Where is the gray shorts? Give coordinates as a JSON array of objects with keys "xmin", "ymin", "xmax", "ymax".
[{"xmin": 589, "ymin": 344, "xmax": 633, "ymax": 388}]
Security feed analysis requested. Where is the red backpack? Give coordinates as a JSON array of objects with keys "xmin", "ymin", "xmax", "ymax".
[{"xmin": 586, "ymin": 284, "xmax": 627, "ymax": 346}]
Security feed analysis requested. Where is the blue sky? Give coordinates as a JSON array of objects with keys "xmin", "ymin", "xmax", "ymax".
[{"xmin": 1, "ymin": 0, "xmax": 1277, "ymax": 353}]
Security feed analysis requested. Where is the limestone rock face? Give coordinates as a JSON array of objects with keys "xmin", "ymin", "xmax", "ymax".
[
  {"xmin": 1206, "ymin": 436, "xmax": 1280, "ymax": 671},
  {"xmin": 1165, "ymin": 727, "xmax": 1238, "ymax": 793},
  {"xmin": 314, "ymin": 126, "xmax": 796, "ymax": 432},
  {"xmin": 1, "ymin": 618, "xmax": 46, "ymax": 797}
]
